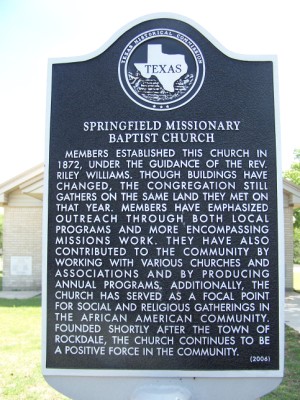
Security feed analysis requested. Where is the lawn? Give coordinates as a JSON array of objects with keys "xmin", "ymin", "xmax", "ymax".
[
  {"xmin": 0, "ymin": 296, "xmax": 67, "ymax": 399},
  {"xmin": 0, "ymin": 296, "xmax": 300, "ymax": 399},
  {"xmin": 263, "ymin": 325, "xmax": 300, "ymax": 399}
]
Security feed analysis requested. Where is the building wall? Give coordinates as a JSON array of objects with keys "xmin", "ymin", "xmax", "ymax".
[
  {"xmin": 3, "ymin": 205, "xmax": 42, "ymax": 291},
  {"xmin": 283, "ymin": 191, "xmax": 294, "ymax": 289}
]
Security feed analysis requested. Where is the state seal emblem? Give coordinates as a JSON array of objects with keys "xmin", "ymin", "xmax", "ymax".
[{"xmin": 118, "ymin": 29, "xmax": 205, "ymax": 110}]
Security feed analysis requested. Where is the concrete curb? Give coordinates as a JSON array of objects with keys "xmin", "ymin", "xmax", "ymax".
[{"xmin": 285, "ymin": 290, "xmax": 300, "ymax": 332}]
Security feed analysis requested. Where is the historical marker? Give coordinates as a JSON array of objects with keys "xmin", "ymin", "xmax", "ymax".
[{"xmin": 43, "ymin": 14, "xmax": 284, "ymax": 400}]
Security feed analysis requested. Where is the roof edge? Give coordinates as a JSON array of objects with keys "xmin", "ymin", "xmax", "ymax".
[{"xmin": 0, "ymin": 163, "xmax": 44, "ymax": 201}]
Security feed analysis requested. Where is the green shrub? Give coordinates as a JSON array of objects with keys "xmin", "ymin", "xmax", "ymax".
[{"xmin": 294, "ymin": 227, "xmax": 300, "ymax": 264}]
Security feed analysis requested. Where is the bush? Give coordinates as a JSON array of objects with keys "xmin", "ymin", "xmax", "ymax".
[{"xmin": 294, "ymin": 227, "xmax": 300, "ymax": 264}]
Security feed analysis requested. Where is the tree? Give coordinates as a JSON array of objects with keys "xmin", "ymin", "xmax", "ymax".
[
  {"xmin": 284, "ymin": 149, "xmax": 300, "ymax": 229},
  {"xmin": 284, "ymin": 150, "xmax": 300, "ymax": 262},
  {"xmin": 284, "ymin": 149, "xmax": 300, "ymax": 185}
]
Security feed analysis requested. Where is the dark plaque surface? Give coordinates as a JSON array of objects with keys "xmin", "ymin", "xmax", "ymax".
[{"xmin": 45, "ymin": 16, "xmax": 281, "ymax": 375}]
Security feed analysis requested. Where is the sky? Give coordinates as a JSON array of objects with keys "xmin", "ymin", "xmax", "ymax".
[{"xmin": 0, "ymin": 0, "xmax": 299, "ymax": 183}]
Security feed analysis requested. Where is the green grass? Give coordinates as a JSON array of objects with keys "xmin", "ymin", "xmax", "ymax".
[
  {"xmin": 263, "ymin": 325, "xmax": 300, "ymax": 399},
  {"xmin": 0, "ymin": 297, "xmax": 300, "ymax": 399},
  {"xmin": 0, "ymin": 296, "xmax": 67, "ymax": 399}
]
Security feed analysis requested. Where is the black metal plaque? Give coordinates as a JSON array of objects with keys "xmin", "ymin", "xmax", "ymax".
[{"xmin": 45, "ymin": 16, "xmax": 281, "ymax": 375}]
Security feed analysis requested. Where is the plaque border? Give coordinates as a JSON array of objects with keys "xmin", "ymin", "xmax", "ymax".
[{"xmin": 42, "ymin": 12, "xmax": 284, "ymax": 384}]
